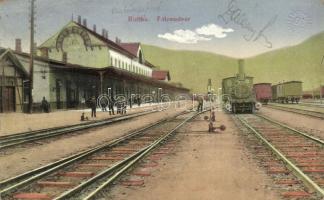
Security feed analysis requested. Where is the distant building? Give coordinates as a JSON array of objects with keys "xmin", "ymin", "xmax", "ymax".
[
  {"xmin": 0, "ymin": 18, "xmax": 189, "ymax": 113},
  {"xmin": 152, "ymin": 70, "xmax": 171, "ymax": 82},
  {"xmin": 38, "ymin": 21, "xmax": 153, "ymax": 77}
]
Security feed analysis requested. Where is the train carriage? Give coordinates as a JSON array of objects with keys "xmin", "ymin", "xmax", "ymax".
[
  {"xmin": 272, "ymin": 81, "xmax": 302, "ymax": 103},
  {"xmin": 253, "ymin": 83, "xmax": 272, "ymax": 104}
]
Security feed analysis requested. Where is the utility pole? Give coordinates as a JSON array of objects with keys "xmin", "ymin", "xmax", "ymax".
[{"xmin": 28, "ymin": 0, "xmax": 36, "ymax": 113}]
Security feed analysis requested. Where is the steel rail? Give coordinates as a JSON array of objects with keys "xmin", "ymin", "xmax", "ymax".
[
  {"xmin": 80, "ymin": 111, "xmax": 203, "ymax": 200},
  {"xmin": 237, "ymin": 115, "xmax": 324, "ymax": 197},
  {"xmin": 265, "ymin": 104, "xmax": 324, "ymax": 119},
  {"xmin": 299, "ymin": 102, "xmax": 324, "ymax": 108},
  {"xmin": 256, "ymin": 114, "xmax": 324, "ymax": 145},
  {"xmin": 0, "ymin": 110, "xmax": 188, "ymax": 197},
  {"xmin": 0, "ymin": 110, "xmax": 157, "ymax": 150}
]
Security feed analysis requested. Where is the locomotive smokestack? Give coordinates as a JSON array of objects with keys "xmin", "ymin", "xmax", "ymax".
[{"xmin": 238, "ymin": 59, "xmax": 245, "ymax": 80}]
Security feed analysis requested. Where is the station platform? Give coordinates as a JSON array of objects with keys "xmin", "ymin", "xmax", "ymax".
[{"xmin": 0, "ymin": 102, "xmax": 191, "ymax": 136}]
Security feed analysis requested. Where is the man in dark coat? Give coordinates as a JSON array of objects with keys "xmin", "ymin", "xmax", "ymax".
[
  {"xmin": 197, "ymin": 96, "xmax": 203, "ymax": 112},
  {"xmin": 41, "ymin": 97, "xmax": 50, "ymax": 113},
  {"xmin": 108, "ymin": 96, "xmax": 115, "ymax": 115},
  {"xmin": 100, "ymin": 97, "xmax": 108, "ymax": 112},
  {"xmin": 90, "ymin": 96, "xmax": 97, "ymax": 118}
]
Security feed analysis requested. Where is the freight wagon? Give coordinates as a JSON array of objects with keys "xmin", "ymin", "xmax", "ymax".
[
  {"xmin": 302, "ymin": 85, "xmax": 324, "ymax": 99},
  {"xmin": 253, "ymin": 83, "xmax": 272, "ymax": 104},
  {"xmin": 272, "ymin": 81, "xmax": 302, "ymax": 103}
]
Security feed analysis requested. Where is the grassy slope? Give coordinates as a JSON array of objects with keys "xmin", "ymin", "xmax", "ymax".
[
  {"xmin": 142, "ymin": 46, "xmax": 238, "ymax": 93},
  {"xmin": 142, "ymin": 32, "xmax": 324, "ymax": 93},
  {"xmin": 245, "ymin": 33, "xmax": 324, "ymax": 91}
]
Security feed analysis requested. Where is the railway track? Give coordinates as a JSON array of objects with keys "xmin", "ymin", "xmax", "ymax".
[
  {"xmin": 299, "ymin": 102, "xmax": 324, "ymax": 108},
  {"xmin": 235, "ymin": 114, "xmax": 324, "ymax": 199},
  {"xmin": 0, "ymin": 109, "xmax": 159, "ymax": 150},
  {"xmin": 0, "ymin": 110, "xmax": 203, "ymax": 199},
  {"xmin": 265, "ymin": 104, "xmax": 324, "ymax": 119}
]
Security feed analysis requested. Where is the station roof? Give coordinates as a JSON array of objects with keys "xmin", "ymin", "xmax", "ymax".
[
  {"xmin": 118, "ymin": 43, "xmax": 140, "ymax": 57},
  {"xmin": 100, "ymin": 67, "xmax": 188, "ymax": 91},
  {"xmin": 72, "ymin": 22, "xmax": 155, "ymax": 69},
  {"xmin": 12, "ymin": 50, "xmax": 189, "ymax": 92},
  {"xmin": 0, "ymin": 48, "xmax": 28, "ymax": 77},
  {"xmin": 73, "ymin": 22, "xmax": 137, "ymax": 59}
]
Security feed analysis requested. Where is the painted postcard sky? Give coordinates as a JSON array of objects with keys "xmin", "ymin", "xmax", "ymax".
[{"xmin": 0, "ymin": 0, "xmax": 323, "ymax": 58}]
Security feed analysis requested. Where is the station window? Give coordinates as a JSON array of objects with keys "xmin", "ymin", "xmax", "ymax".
[{"xmin": 118, "ymin": 60, "xmax": 121, "ymax": 68}]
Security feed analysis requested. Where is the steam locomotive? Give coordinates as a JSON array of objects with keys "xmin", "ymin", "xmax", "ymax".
[{"xmin": 222, "ymin": 60, "xmax": 256, "ymax": 113}]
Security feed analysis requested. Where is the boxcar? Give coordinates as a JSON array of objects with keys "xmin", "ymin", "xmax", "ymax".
[
  {"xmin": 253, "ymin": 83, "xmax": 272, "ymax": 104},
  {"xmin": 276, "ymin": 81, "xmax": 302, "ymax": 103}
]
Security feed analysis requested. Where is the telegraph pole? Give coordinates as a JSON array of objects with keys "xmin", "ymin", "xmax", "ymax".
[{"xmin": 28, "ymin": 0, "xmax": 36, "ymax": 113}]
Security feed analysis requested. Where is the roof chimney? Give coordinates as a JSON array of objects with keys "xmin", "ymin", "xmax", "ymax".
[
  {"xmin": 15, "ymin": 38, "xmax": 22, "ymax": 52},
  {"xmin": 105, "ymin": 31, "xmax": 109, "ymax": 39},
  {"xmin": 238, "ymin": 59, "xmax": 245, "ymax": 80},
  {"xmin": 93, "ymin": 24, "xmax": 96, "ymax": 33},
  {"xmin": 115, "ymin": 37, "xmax": 120, "ymax": 44},
  {"xmin": 83, "ymin": 19, "xmax": 87, "ymax": 27},
  {"xmin": 77, "ymin": 15, "xmax": 81, "ymax": 24},
  {"xmin": 102, "ymin": 29, "xmax": 104, "ymax": 36}
]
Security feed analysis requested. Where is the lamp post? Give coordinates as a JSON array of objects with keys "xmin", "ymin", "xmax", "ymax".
[
  {"xmin": 158, "ymin": 88, "xmax": 162, "ymax": 103},
  {"xmin": 210, "ymin": 88, "xmax": 215, "ymax": 106},
  {"xmin": 130, "ymin": 93, "xmax": 134, "ymax": 108},
  {"xmin": 192, "ymin": 93, "xmax": 196, "ymax": 111},
  {"xmin": 108, "ymin": 88, "xmax": 111, "ymax": 97},
  {"xmin": 152, "ymin": 90, "xmax": 156, "ymax": 103},
  {"xmin": 28, "ymin": 0, "xmax": 36, "ymax": 113}
]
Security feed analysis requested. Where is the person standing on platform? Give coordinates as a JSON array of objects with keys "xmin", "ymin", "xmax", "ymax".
[
  {"xmin": 90, "ymin": 96, "xmax": 97, "ymax": 118},
  {"xmin": 197, "ymin": 96, "xmax": 203, "ymax": 112},
  {"xmin": 108, "ymin": 95, "xmax": 115, "ymax": 115},
  {"xmin": 41, "ymin": 97, "xmax": 50, "ymax": 113},
  {"xmin": 137, "ymin": 96, "xmax": 141, "ymax": 107},
  {"xmin": 100, "ymin": 97, "xmax": 108, "ymax": 112},
  {"xmin": 129, "ymin": 97, "xmax": 133, "ymax": 109}
]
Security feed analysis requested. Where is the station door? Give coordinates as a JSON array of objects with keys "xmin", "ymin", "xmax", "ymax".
[{"xmin": 1, "ymin": 86, "xmax": 15, "ymax": 112}]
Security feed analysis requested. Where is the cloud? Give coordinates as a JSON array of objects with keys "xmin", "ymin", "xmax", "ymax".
[
  {"xmin": 158, "ymin": 24, "xmax": 234, "ymax": 44},
  {"xmin": 158, "ymin": 29, "xmax": 211, "ymax": 44},
  {"xmin": 196, "ymin": 24, "xmax": 234, "ymax": 38}
]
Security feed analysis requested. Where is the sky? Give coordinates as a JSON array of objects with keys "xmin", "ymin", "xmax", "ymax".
[{"xmin": 0, "ymin": 0, "xmax": 323, "ymax": 58}]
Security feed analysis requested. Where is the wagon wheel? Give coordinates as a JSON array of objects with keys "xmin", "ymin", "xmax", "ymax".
[{"xmin": 296, "ymin": 98, "xmax": 300, "ymax": 104}]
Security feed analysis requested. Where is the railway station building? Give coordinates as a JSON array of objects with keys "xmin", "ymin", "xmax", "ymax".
[{"xmin": 0, "ymin": 18, "xmax": 189, "ymax": 113}]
